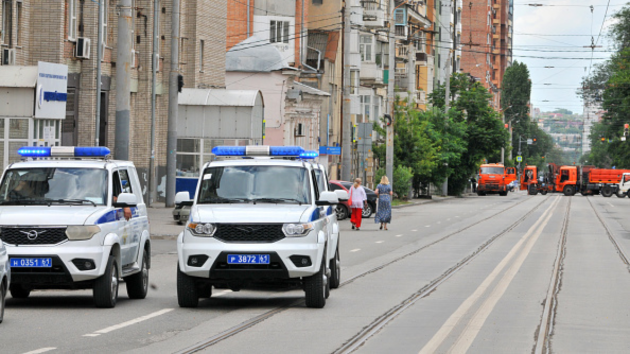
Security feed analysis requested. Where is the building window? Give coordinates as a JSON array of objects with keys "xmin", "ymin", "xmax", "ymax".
[
  {"xmin": 361, "ymin": 95, "xmax": 371, "ymax": 122},
  {"xmin": 360, "ymin": 35, "xmax": 372, "ymax": 62},
  {"xmin": 2, "ymin": 0, "xmax": 13, "ymax": 46},
  {"xmin": 16, "ymin": 1, "xmax": 21, "ymax": 46},
  {"xmin": 68, "ymin": 0, "xmax": 77, "ymax": 40},
  {"xmin": 199, "ymin": 40, "xmax": 204, "ymax": 72},
  {"xmin": 312, "ymin": 0, "xmax": 323, "ymax": 4},
  {"xmin": 270, "ymin": 20, "xmax": 289, "ymax": 43},
  {"xmin": 101, "ymin": 0, "xmax": 108, "ymax": 60},
  {"xmin": 350, "ymin": 70, "xmax": 357, "ymax": 94}
]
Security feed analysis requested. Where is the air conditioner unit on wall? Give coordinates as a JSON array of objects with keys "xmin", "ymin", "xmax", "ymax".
[
  {"xmin": 2, "ymin": 48, "xmax": 15, "ymax": 65},
  {"xmin": 75, "ymin": 37, "xmax": 91, "ymax": 59}
]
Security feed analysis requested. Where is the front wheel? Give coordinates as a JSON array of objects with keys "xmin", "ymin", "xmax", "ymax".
[
  {"xmin": 528, "ymin": 185, "xmax": 539, "ymax": 196},
  {"xmin": 329, "ymin": 246, "xmax": 341, "ymax": 289},
  {"xmin": 125, "ymin": 252, "xmax": 149, "ymax": 299},
  {"xmin": 616, "ymin": 191, "xmax": 627, "ymax": 198},
  {"xmin": 563, "ymin": 185, "xmax": 575, "ymax": 197},
  {"xmin": 0, "ymin": 281, "xmax": 5, "ymax": 323},
  {"xmin": 9, "ymin": 284, "xmax": 30, "ymax": 299},
  {"xmin": 177, "ymin": 264, "xmax": 199, "ymax": 308},
  {"xmin": 362, "ymin": 203, "xmax": 373, "ymax": 218},
  {"xmin": 499, "ymin": 191, "xmax": 507, "ymax": 196},
  {"xmin": 541, "ymin": 190, "xmax": 548, "ymax": 195},
  {"xmin": 93, "ymin": 256, "xmax": 119, "ymax": 308},
  {"xmin": 601, "ymin": 185, "xmax": 613, "ymax": 198},
  {"xmin": 304, "ymin": 258, "xmax": 327, "ymax": 308}
]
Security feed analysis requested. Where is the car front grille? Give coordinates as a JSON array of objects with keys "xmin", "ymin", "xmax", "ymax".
[
  {"xmin": 0, "ymin": 227, "xmax": 68, "ymax": 245},
  {"xmin": 213, "ymin": 224, "xmax": 285, "ymax": 243}
]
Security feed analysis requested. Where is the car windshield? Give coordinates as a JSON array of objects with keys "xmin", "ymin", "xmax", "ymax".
[
  {"xmin": 0, "ymin": 168, "xmax": 108, "ymax": 205},
  {"xmin": 480, "ymin": 167, "xmax": 505, "ymax": 175},
  {"xmin": 197, "ymin": 165, "xmax": 312, "ymax": 204}
]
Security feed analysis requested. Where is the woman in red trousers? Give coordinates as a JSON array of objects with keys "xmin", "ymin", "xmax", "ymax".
[{"xmin": 349, "ymin": 178, "xmax": 368, "ymax": 230}]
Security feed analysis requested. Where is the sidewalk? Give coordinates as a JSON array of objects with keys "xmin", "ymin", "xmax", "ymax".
[{"xmin": 146, "ymin": 194, "xmax": 474, "ymax": 239}]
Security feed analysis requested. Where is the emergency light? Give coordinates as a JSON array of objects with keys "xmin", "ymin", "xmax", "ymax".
[
  {"xmin": 299, "ymin": 150, "xmax": 319, "ymax": 159},
  {"xmin": 17, "ymin": 146, "xmax": 111, "ymax": 158},
  {"xmin": 212, "ymin": 146, "xmax": 305, "ymax": 157}
]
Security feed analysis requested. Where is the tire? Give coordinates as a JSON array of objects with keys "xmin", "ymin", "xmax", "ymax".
[
  {"xmin": 335, "ymin": 204, "xmax": 349, "ymax": 220},
  {"xmin": 177, "ymin": 264, "xmax": 199, "ymax": 308},
  {"xmin": 329, "ymin": 246, "xmax": 341, "ymax": 289},
  {"xmin": 93, "ymin": 256, "xmax": 119, "ymax": 308},
  {"xmin": 125, "ymin": 252, "xmax": 149, "ymax": 299},
  {"xmin": 602, "ymin": 185, "xmax": 613, "ymax": 198},
  {"xmin": 541, "ymin": 190, "xmax": 548, "ymax": 195},
  {"xmin": 362, "ymin": 202, "xmax": 374, "ymax": 218},
  {"xmin": 10, "ymin": 284, "xmax": 31, "ymax": 299},
  {"xmin": 304, "ymin": 257, "xmax": 327, "ymax": 308},
  {"xmin": 476, "ymin": 191, "xmax": 485, "ymax": 196},
  {"xmin": 616, "ymin": 191, "xmax": 627, "ymax": 198},
  {"xmin": 528, "ymin": 185, "xmax": 538, "ymax": 196},
  {"xmin": 499, "ymin": 191, "xmax": 507, "ymax": 196},
  {"xmin": 0, "ymin": 281, "xmax": 5, "ymax": 324},
  {"xmin": 198, "ymin": 284, "xmax": 212, "ymax": 298},
  {"xmin": 563, "ymin": 185, "xmax": 575, "ymax": 197}
]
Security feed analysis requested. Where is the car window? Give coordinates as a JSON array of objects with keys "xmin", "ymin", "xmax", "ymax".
[
  {"xmin": 314, "ymin": 169, "xmax": 327, "ymax": 192},
  {"xmin": 119, "ymin": 170, "xmax": 133, "ymax": 194},
  {"xmin": 329, "ymin": 183, "xmax": 342, "ymax": 191}
]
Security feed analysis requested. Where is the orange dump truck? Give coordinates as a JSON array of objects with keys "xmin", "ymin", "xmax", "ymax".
[
  {"xmin": 522, "ymin": 163, "xmax": 579, "ymax": 196},
  {"xmin": 477, "ymin": 163, "xmax": 516, "ymax": 196},
  {"xmin": 578, "ymin": 167, "xmax": 630, "ymax": 197}
]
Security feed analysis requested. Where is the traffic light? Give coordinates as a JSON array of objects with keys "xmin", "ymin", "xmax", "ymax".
[
  {"xmin": 532, "ymin": 136, "xmax": 537, "ymax": 144},
  {"xmin": 178, "ymin": 74, "xmax": 184, "ymax": 93},
  {"xmin": 542, "ymin": 156, "xmax": 545, "ymax": 159},
  {"xmin": 601, "ymin": 135, "xmax": 606, "ymax": 143},
  {"xmin": 504, "ymin": 123, "xmax": 509, "ymax": 128},
  {"xmin": 625, "ymin": 123, "xmax": 629, "ymax": 136},
  {"xmin": 384, "ymin": 114, "xmax": 392, "ymax": 127}
]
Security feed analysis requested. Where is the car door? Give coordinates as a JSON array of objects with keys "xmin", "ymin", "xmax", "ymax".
[{"xmin": 112, "ymin": 169, "xmax": 137, "ymax": 267}]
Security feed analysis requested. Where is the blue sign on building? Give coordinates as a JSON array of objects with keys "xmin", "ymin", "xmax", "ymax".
[{"xmin": 319, "ymin": 146, "xmax": 341, "ymax": 155}]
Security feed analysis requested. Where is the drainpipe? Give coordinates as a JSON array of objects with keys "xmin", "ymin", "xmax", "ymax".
[
  {"xmin": 247, "ymin": 0, "xmax": 250, "ymax": 37},
  {"xmin": 301, "ymin": 0, "xmax": 305, "ymax": 67}
]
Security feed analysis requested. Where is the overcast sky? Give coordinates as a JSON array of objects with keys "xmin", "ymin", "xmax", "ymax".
[{"xmin": 513, "ymin": 0, "xmax": 623, "ymax": 115}]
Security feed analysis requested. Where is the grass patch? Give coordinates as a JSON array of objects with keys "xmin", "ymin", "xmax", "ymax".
[{"xmin": 391, "ymin": 199, "xmax": 411, "ymax": 207}]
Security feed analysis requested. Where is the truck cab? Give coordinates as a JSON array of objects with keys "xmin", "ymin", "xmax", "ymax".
[{"xmin": 477, "ymin": 163, "xmax": 509, "ymax": 196}]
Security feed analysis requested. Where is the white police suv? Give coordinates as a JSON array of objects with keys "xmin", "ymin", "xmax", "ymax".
[
  {"xmin": 0, "ymin": 146, "xmax": 151, "ymax": 308},
  {"xmin": 176, "ymin": 146, "xmax": 347, "ymax": 308},
  {"xmin": 0, "ymin": 240, "xmax": 9, "ymax": 323}
]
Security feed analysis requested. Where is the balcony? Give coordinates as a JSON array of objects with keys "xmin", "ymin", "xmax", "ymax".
[
  {"xmin": 360, "ymin": 62, "xmax": 384, "ymax": 84},
  {"xmin": 395, "ymin": 25, "xmax": 408, "ymax": 40},
  {"xmin": 351, "ymin": 5, "xmax": 364, "ymax": 27},
  {"xmin": 493, "ymin": 18, "xmax": 500, "ymax": 25},
  {"xmin": 396, "ymin": 44, "xmax": 409, "ymax": 59},
  {"xmin": 349, "ymin": 52, "xmax": 361, "ymax": 69},
  {"xmin": 350, "ymin": 94, "xmax": 361, "ymax": 115},
  {"xmin": 361, "ymin": 0, "xmax": 386, "ymax": 28},
  {"xmin": 416, "ymin": 52, "xmax": 427, "ymax": 64}
]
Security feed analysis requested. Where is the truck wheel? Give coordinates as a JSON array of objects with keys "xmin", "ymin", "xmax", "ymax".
[
  {"xmin": 10, "ymin": 284, "xmax": 31, "ymax": 299},
  {"xmin": 601, "ymin": 185, "xmax": 613, "ymax": 198},
  {"xmin": 528, "ymin": 185, "xmax": 538, "ymax": 196},
  {"xmin": 616, "ymin": 191, "xmax": 627, "ymax": 198},
  {"xmin": 125, "ymin": 251, "xmax": 149, "ymax": 299},
  {"xmin": 563, "ymin": 185, "xmax": 575, "ymax": 196},
  {"xmin": 541, "ymin": 190, "xmax": 548, "ymax": 195},
  {"xmin": 476, "ymin": 191, "xmax": 485, "ymax": 196},
  {"xmin": 177, "ymin": 264, "xmax": 199, "ymax": 308},
  {"xmin": 93, "ymin": 256, "xmax": 119, "ymax": 308},
  {"xmin": 499, "ymin": 191, "xmax": 507, "ymax": 196},
  {"xmin": 329, "ymin": 246, "xmax": 341, "ymax": 289},
  {"xmin": 304, "ymin": 257, "xmax": 327, "ymax": 308}
]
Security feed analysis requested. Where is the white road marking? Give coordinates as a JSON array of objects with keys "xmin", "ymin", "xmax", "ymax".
[
  {"xmin": 608, "ymin": 202, "xmax": 614, "ymax": 208},
  {"xmin": 425, "ymin": 225, "xmax": 431, "ymax": 228},
  {"xmin": 450, "ymin": 199, "xmax": 558, "ymax": 353},
  {"xmin": 83, "ymin": 334, "xmax": 101, "ymax": 337},
  {"xmin": 376, "ymin": 241, "xmax": 384, "ymax": 244},
  {"xmin": 23, "ymin": 348, "xmax": 56, "ymax": 354},
  {"xmin": 419, "ymin": 197, "xmax": 561, "ymax": 354},
  {"xmin": 447, "ymin": 218, "xmax": 451, "ymax": 221},
  {"xmin": 411, "ymin": 229, "xmax": 418, "ymax": 232},
  {"xmin": 437, "ymin": 221, "xmax": 441, "ymax": 224},
  {"xmin": 455, "ymin": 216, "xmax": 460, "ymax": 218},
  {"xmin": 83, "ymin": 308, "xmax": 174, "ymax": 337},
  {"xmin": 350, "ymin": 248, "xmax": 361, "ymax": 252},
  {"xmin": 395, "ymin": 234, "xmax": 403, "ymax": 237}
]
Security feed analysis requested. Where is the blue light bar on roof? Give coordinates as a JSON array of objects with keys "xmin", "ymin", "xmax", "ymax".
[
  {"xmin": 17, "ymin": 146, "xmax": 111, "ymax": 158},
  {"xmin": 299, "ymin": 150, "xmax": 319, "ymax": 159},
  {"xmin": 212, "ymin": 146, "xmax": 305, "ymax": 157}
]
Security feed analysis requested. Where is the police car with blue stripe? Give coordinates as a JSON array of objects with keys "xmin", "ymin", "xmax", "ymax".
[
  {"xmin": 0, "ymin": 146, "xmax": 150, "ymax": 308},
  {"xmin": 176, "ymin": 146, "xmax": 348, "ymax": 308}
]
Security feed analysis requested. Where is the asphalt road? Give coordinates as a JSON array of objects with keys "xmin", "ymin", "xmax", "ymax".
[{"xmin": 3, "ymin": 191, "xmax": 630, "ymax": 354}]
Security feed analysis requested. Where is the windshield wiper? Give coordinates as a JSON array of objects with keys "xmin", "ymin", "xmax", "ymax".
[
  {"xmin": 48, "ymin": 198, "xmax": 97, "ymax": 207},
  {"xmin": 201, "ymin": 197, "xmax": 252, "ymax": 204},
  {"xmin": 0, "ymin": 199, "xmax": 49, "ymax": 205},
  {"xmin": 253, "ymin": 198, "xmax": 303, "ymax": 205}
]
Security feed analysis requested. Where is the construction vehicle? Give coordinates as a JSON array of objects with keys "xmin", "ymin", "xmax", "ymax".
[
  {"xmin": 577, "ymin": 167, "xmax": 630, "ymax": 197},
  {"xmin": 476, "ymin": 163, "xmax": 515, "ymax": 196},
  {"xmin": 521, "ymin": 163, "xmax": 579, "ymax": 196}
]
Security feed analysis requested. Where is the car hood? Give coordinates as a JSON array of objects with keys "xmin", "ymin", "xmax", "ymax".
[
  {"xmin": 0, "ymin": 206, "xmax": 106, "ymax": 226},
  {"xmin": 191, "ymin": 204, "xmax": 313, "ymax": 224}
]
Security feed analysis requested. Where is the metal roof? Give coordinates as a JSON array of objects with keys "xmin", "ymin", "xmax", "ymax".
[
  {"xmin": 178, "ymin": 88, "xmax": 264, "ymax": 107},
  {"xmin": 0, "ymin": 66, "xmax": 38, "ymax": 88},
  {"xmin": 226, "ymin": 36, "xmax": 293, "ymax": 72},
  {"xmin": 293, "ymin": 82, "xmax": 330, "ymax": 97}
]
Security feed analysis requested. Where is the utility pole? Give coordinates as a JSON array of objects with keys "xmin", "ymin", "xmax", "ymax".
[
  {"xmin": 386, "ymin": 0, "xmax": 396, "ymax": 185},
  {"xmin": 115, "ymin": 0, "xmax": 132, "ymax": 160},
  {"xmin": 148, "ymin": 0, "xmax": 159, "ymax": 207},
  {"xmin": 501, "ymin": 111, "xmax": 505, "ymax": 164},
  {"xmin": 166, "ymin": 0, "xmax": 180, "ymax": 207},
  {"xmin": 95, "ymin": 0, "xmax": 103, "ymax": 146},
  {"xmin": 442, "ymin": 51, "xmax": 450, "ymax": 196},
  {"xmin": 341, "ymin": 4, "xmax": 352, "ymax": 181}
]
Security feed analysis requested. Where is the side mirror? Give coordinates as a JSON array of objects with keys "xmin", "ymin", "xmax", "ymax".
[
  {"xmin": 316, "ymin": 191, "xmax": 339, "ymax": 206},
  {"xmin": 113, "ymin": 193, "xmax": 137, "ymax": 207},
  {"xmin": 175, "ymin": 191, "xmax": 191, "ymax": 205},
  {"xmin": 334, "ymin": 190, "xmax": 349, "ymax": 202}
]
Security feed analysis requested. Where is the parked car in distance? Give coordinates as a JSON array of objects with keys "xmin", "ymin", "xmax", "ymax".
[
  {"xmin": 329, "ymin": 180, "xmax": 377, "ymax": 218},
  {"xmin": 173, "ymin": 197, "xmax": 193, "ymax": 224}
]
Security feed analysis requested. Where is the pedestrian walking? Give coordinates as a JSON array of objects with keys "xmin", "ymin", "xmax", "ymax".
[
  {"xmin": 349, "ymin": 178, "xmax": 367, "ymax": 231},
  {"xmin": 470, "ymin": 177, "xmax": 477, "ymax": 193},
  {"xmin": 375, "ymin": 176, "xmax": 393, "ymax": 230}
]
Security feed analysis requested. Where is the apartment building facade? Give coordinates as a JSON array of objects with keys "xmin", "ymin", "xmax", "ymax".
[
  {"xmin": 459, "ymin": 0, "xmax": 513, "ymax": 109},
  {"xmin": 0, "ymin": 0, "xmax": 227, "ymax": 201}
]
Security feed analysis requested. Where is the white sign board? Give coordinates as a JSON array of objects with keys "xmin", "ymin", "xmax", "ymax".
[
  {"xmin": 35, "ymin": 62, "xmax": 68, "ymax": 119},
  {"xmin": 527, "ymin": 139, "xmax": 533, "ymax": 145}
]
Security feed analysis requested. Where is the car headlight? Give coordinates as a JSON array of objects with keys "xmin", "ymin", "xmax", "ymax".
[
  {"xmin": 187, "ymin": 222, "xmax": 216, "ymax": 236},
  {"xmin": 66, "ymin": 225, "xmax": 101, "ymax": 241},
  {"xmin": 282, "ymin": 223, "xmax": 314, "ymax": 237}
]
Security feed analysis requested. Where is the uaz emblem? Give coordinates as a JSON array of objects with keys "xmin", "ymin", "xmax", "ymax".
[{"xmin": 20, "ymin": 230, "xmax": 46, "ymax": 241}]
